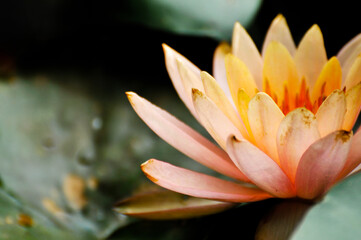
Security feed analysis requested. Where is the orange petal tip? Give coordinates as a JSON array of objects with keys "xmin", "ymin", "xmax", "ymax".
[
  {"xmin": 141, "ymin": 160, "xmax": 159, "ymax": 183},
  {"xmin": 125, "ymin": 91, "xmax": 135, "ymax": 97},
  {"xmin": 125, "ymin": 91, "xmax": 137, "ymax": 105},
  {"xmin": 191, "ymin": 88, "xmax": 203, "ymax": 96},
  {"xmin": 272, "ymin": 13, "xmax": 285, "ymax": 23}
]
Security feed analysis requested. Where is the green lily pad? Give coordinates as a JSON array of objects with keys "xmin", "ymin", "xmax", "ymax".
[
  {"xmin": 120, "ymin": 0, "xmax": 263, "ymax": 40},
  {"xmin": 0, "ymin": 79, "xmax": 127, "ymax": 238},
  {"xmin": 291, "ymin": 173, "xmax": 361, "ymax": 240},
  {"xmin": 0, "ymin": 188, "xmax": 93, "ymax": 240},
  {"xmin": 0, "ymin": 75, "xmax": 220, "ymax": 238}
]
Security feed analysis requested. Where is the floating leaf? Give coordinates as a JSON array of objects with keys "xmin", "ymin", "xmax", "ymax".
[
  {"xmin": 120, "ymin": 0, "xmax": 263, "ymax": 40},
  {"xmin": 0, "ymin": 188, "xmax": 93, "ymax": 240},
  {"xmin": 0, "ymin": 79, "xmax": 127, "ymax": 238},
  {"xmin": 291, "ymin": 173, "xmax": 361, "ymax": 240}
]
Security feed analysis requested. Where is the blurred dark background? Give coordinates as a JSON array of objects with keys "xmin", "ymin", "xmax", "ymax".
[{"xmin": 0, "ymin": 1, "xmax": 360, "ymax": 94}]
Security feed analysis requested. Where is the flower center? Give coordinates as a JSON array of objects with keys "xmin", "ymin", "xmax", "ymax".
[{"xmin": 264, "ymin": 78, "xmax": 335, "ymax": 115}]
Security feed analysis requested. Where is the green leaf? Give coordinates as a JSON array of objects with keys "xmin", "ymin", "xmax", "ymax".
[
  {"xmin": 291, "ymin": 173, "xmax": 361, "ymax": 240},
  {"xmin": 0, "ymin": 79, "xmax": 127, "ymax": 238},
  {"xmin": 0, "ymin": 76, "xmax": 218, "ymax": 238},
  {"xmin": 121, "ymin": 0, "xmax": 263, "ymax": 40},
  {"xmin": 0, "ymin": 188, "xmax": 93, "ymax": 240}
]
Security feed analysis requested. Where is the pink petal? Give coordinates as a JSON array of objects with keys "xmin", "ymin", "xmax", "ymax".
[
  {"xmin": 344, "ymin": 54, "xmax": 361, "ymax": 90},
  {"xmin": 176, "ymin": 59, "xmax": 205, "ymax": 106},
  {"xmin": 126, "ymin": 92, "xmax": 247, "ymax": 181},
  {"xmin": 337, "ymin": 33, "xmax": 361, "ymax": 84},
  {"xmin": 262, "ymin": 14, "xmax": 296, "ymax": 57},
  {"xmin": 248, "ymin": 92, "xmax": 285, "ymax": 164},
  {"xmin": 201, "ymin": 71, "xmax": 249, "ymax": 139},
  {"xmin": 192, "ymin": 88, "xmax": 245, "ymax": 149},
  {"xmin": 141, "ymin": 159, "xmax": 272, "ymax": 203},
  {"xmin": 337, "ymin": 128, "xmax": 361, "ymax": 180},
  {"xmin": 163, "ymin": 44, "xmax": 202, "ymax": 118},
  {"xmin": 295, "ymin": 130, "xmax": 352, "ymax": 199},
  {"xmin": 277, "ymin": 108, "xmax": 321, "ymax": 182},
  {"xmin": 213, "ymin": 42, "xmax": 233, "ymax": 101},
  {"xmin": 315, "ymin": 90, "xmax": 346, "ymax": 137},
  {"xmin": 232, "ymin": 22, "xmax": 263, "ymax": 89},
  {"xmin": 227, "ymin": 137, "xmax": 295, "ymax": 198}
]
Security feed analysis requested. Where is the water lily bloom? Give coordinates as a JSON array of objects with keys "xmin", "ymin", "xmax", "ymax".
[{"xmin": 126, "ymin": 15, "xmax": 361, "ymax": 204}]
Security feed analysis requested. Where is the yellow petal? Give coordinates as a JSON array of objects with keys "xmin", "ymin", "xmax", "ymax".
[
  {"xmin": 262, "ymin": 14, "xmax": 296, "ymax": 57},
  {"xmin": 236, "ymin": 89, "xmax": 255, "ymax": 143},
  {"xmin": 213, "ymin": 42, "xmax": 232, "ymax": 100},
  {"xmin": 343, "ymin": 82, "xmax": 361, "ymax": 131},
  {"xmin": 201, "ymin": 71, "xmax": 249, "ymax": 139},
  {"xmin": 344, "ymin": 54, "xmax": 361, "ymax": 91},
  {"xmin": 294, "ymin": 25, "xmax": 327, "ymax": 89},
  {"xmin": 316, "ymin": 90, "xmax": 346, "ymax": 137},
  {"xmin": 310, "ymin": 57, "xmax": 342, "ymax": 103},
  {"xmin": 263, "ymin": 41, "xmax": 299, "ymax": 106},
  {"xmin": 225, "ymin": 53, "xmax": 258, "ymax": 102},
  {"xmin": 232, "ymin": 22, "xmax": 263, "ymax": 89},
  {"xmin": 248, "ymin": 92, "xmax": 285, "ymax": 164}
]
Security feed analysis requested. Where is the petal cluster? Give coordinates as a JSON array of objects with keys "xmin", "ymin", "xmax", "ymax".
[{"xmin": 127, "ymin": 15, "xmax": 361, "ymax": 203}]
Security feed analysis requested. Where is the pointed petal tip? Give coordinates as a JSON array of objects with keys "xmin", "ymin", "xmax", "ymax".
[
  {"xmin": 125, "ymin": 91, "xmax": 135, "ymax": 98},
  {"xmin": 273, "ymin": 13, "xmax": 286, "ymax": 23},
  {"xmin": 141, "ymin": 159, "xmax": 159, "ymax": 183},
  {"xmin": 329, "ymin": 55, "xmax": 340, "ymax": 61},
  {"xmin": 233, "ymin": 21, "xmax": 247, "ymax": 34},
  {"xmin": 191, "ymin": 87, "xmax": 203, "ymax": 97},
  {"xmin": 162, "ymin": 43, "xmax": 170, "ymax": 51},
  {"xmin": 200, "ymin": 71, "xmax": 212, "ymax": 79},
  {"xmin": 234, "ymin": 21, "xmax": 242, "ymax": 29},
  {"xmin": 162, "ymin": 43, "xmax": 177, "ymax": 58},
  {"xmin": 141, "ymin": 159, "xmax": 151, "ymax": 167},
  {"xmin": 218, "ymin": 41, "xmax": 231, "ymax": 49},
  {"xmin": 310, "ymin": 24, "xmax": 321, "ymax": 32},
  {"xmin": 126, "ymin": 91, "xmax": 138, "ymax": 106}
]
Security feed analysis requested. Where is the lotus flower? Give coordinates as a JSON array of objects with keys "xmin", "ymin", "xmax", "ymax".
[{"xmin": 126, "ymin": 15, "xmax": 361, "ymax": 204}]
